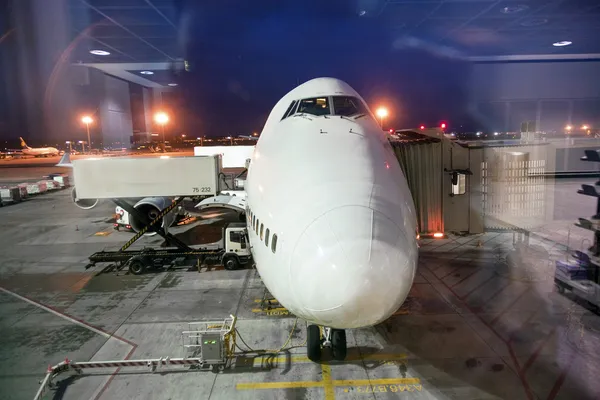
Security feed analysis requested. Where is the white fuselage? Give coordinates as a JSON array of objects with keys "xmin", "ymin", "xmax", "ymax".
[
  {"xmin": 22, "ymin": 147, "xmax": 59, "ymax": 157},
  {"xmin": 245, "ymin": 78, "xmax": 418, "ymax": 329}
]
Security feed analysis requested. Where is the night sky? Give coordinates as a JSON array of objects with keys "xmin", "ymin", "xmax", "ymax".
[
  {"xmin": 174, "ymin": 0, "xmax": 472, "ymax": 135},
  {"xmin": 0, "ymin": 0, "xmax": 476, "ymax": 145}
]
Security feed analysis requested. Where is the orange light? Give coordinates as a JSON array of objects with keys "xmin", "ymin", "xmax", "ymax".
[
  {"xmin": 416, "ymin": 234, "xmax": 420, "ymax": 240},
  {"xmin": 81, "ymin": 116, "xmax": 93, "ymax": 124},
  {"xmin": 433, "ymin": 232, "xmax": 444, "ymax": 238},
  {"xmin": 376, "ymin": 107, "xmax": 388, "ymax": 118},
  {"xmin": 154, "ymin": 112, "xmax": 169, "ymax": 125},
  {"xmin": 582, "ymin": 124, "xmax": 590, "ymax": 130}
]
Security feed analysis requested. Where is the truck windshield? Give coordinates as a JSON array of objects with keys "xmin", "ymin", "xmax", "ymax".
[
  {"xmin": 230, "ymin": 231, "xmax": 241, "ymax": 243},
  {"xmin": 332, "ymin": 96, "xmax": 368, "ymax": 117}
]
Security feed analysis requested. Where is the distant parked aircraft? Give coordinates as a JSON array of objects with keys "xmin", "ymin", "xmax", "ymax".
[{"xmin": 19, "ymin": 137, "xmax": 60, "ymax": 157}]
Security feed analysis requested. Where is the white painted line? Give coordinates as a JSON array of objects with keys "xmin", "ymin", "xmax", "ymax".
[{"xmin": 0, "ymin": 286, "xmax": 111, "ymax": 339}]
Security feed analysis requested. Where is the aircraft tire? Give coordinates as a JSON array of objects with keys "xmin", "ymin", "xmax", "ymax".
[
  {"xmin": 331, "ymin": 329, "xmax": 347, "ymax": 361},
  {"xmin": 307, "ymin": 325, "xmax": 322, "ymax": 362}
]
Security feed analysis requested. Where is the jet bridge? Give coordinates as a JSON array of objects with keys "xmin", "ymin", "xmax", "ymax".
[{"xmin": 391, "ymin": 129, "xmax": 554, "ymax": 235}]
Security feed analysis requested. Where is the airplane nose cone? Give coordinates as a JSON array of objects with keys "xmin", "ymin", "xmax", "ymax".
[{"xmin": 289, "ymin": 206, "xmax": 415, "ymax": 328}]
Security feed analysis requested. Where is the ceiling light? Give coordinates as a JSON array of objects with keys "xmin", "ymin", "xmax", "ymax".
[
  {"xmin": 553, "ymin": 41, "xmax": 572, "ymax": 47},
  {"xmin": 89, "ymin": 49, "xmax": 110, "ymax": 56},
  {"xmin": 501, "ymin": 5, "xmax": 529, "ymax": 14},
  {"xmin": 520, "ymin": 18, "xmax": 548, "ymax": 27},
  {"xmin": 140, "ymin": 71, "xmax": 154, "ymax": 75},
  {"xmin": 168, "ymin": 83, "xmax": 178, "ymax": 87}
]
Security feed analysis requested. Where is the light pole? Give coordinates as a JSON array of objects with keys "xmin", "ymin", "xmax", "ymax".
[
  {"xmin": 65, "ymin": 141, "xmax": 72, "ymax": 153},
  {"xmin": 376, "ymin": 107, "xmax": 388, "ymax": 128},
  {"xmin": 81, "ymin": 116, "xmax": 93, "ymax": 153},
  {"xmin": 154, "ymin": 112, "xmax": 169, "ymax": 150}
]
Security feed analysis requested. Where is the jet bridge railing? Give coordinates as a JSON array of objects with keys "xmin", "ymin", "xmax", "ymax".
[{"xmin": 33, "ymin": 315, "xmax": 237, "ymax": 400}]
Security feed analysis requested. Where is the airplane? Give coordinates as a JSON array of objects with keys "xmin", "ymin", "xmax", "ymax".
[
  {"xmin": 237, "ymin": 135, "xmax": 259, "ymax": 141},
  {"xmin": 19, "ymin": 137, "xmax": 60, "ymax": 157},
  {"xmin": 61, "ymin": 77, "xmax": 419, "ymax": 363},
  {"xmin": 244, "ymin": 77, "xmax": 419, "ymax": 362}
]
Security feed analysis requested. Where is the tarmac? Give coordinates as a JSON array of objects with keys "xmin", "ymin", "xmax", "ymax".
[{"xmin": 0, "ymin": 165, "xmax": 599, "ymax": 400}]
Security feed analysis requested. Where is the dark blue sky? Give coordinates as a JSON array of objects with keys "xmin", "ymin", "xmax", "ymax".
[
  {"xmin": 0, "ymin": 0, "xmax": 475, "ymax": 145},
  {"xmin": 175, "ymin": 0, "xmax": 472, "ymax": 134}
]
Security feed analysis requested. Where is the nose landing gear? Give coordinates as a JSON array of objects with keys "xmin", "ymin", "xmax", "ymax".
[{"xmin": 306, "ymin": 325, "xmax": 347, "ymax": 362}]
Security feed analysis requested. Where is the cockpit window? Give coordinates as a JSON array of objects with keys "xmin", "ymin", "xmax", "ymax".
[
  {"xmin": 332, "ymin": 96, "xmax": 368, "ymax": 117},
  {"xmin": 281, "ymin": 100, "xmax": 298, "ymax": 120},
  {"xmin": 297, "ymin": 97, "xmax": 330, "ymax": 116}
]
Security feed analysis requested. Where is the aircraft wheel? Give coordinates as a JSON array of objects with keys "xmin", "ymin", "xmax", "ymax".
[
  {"xmin": 331, "ymin": 329, "xmax": 347, "ymax": 361},
  {"xmin": 307, "ymin": 325, "xmax": 322, "ymax": 362}
]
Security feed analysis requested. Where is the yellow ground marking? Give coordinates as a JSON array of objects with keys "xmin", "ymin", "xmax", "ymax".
[
  {"xmin": 250, "ymin": 353, "xmax": 409, "ymax": 368},
  {"xmin": 336, "ymin": 378, "xmax": 420, "ymax": 386},
  {"xmin": 254, "ymin": 298, "xmax": 280, "ymax": 303},
  {"xmin": 237, "ymin": 381, "xmax": 323, "ymax": 390},
  {"xmin": 240, "ymin": 351, "xmax": 417, "ymax": 397},
  {"xmin": 343, "ymin": 383, "xmax": 423, "ymax": 393},
  {"xmin": 94, "ymin": 231, "xmax": 111, "ymax": 236},
  {"xmin": 251, "ymin": 307, "xmax": 288, "ymax": 313},
  {"xmin": 236, "ymin": 377, "xmax": 421, "ymax": 392},
  {"xmin": 322, "ymin": 363, "xmax": 334, "ymax": 400}
]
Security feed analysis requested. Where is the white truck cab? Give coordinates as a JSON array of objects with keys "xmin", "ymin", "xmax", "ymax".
[{"xmin": 220, "ymin": 222, "xmax": 252, "ymax": 270}]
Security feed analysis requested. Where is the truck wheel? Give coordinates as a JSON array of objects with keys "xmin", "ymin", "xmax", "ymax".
[
  {"xmin": 129, "ymin": 259, "xmax": 146, "ymax": 275},
  {"xmin": 223, "ymin": 256, "xmax": 240, "ymax": 271}
]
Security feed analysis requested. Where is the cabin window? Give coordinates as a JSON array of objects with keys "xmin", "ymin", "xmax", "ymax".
[
  {"xmin": 297, "ymin": 97, "xmax": 330, "ymax": 116},
  {"xmin": 260, "ymin": 223, "xmax": 264, "ymax": 240},
  {"xmin": 281, "ymin": 100, "xmax": 298, "ymax": 120},
  {"xmin": 265, "ymin": 228, "xmax": 270, "ymax": 247},
  {"xmin": 256, "ymin": 219, "xmax": 259, "ymax": 235},
  {"xmin": 271, "ymin": 234, "xmax": 278, "ymax": 253},
  {"xmin": 252, "ymin": 215, "xmax": 255, "ymax": 229},
  {"xmin": 332, "ymin": 96, "xmax": 367, "ymax": 117}
]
